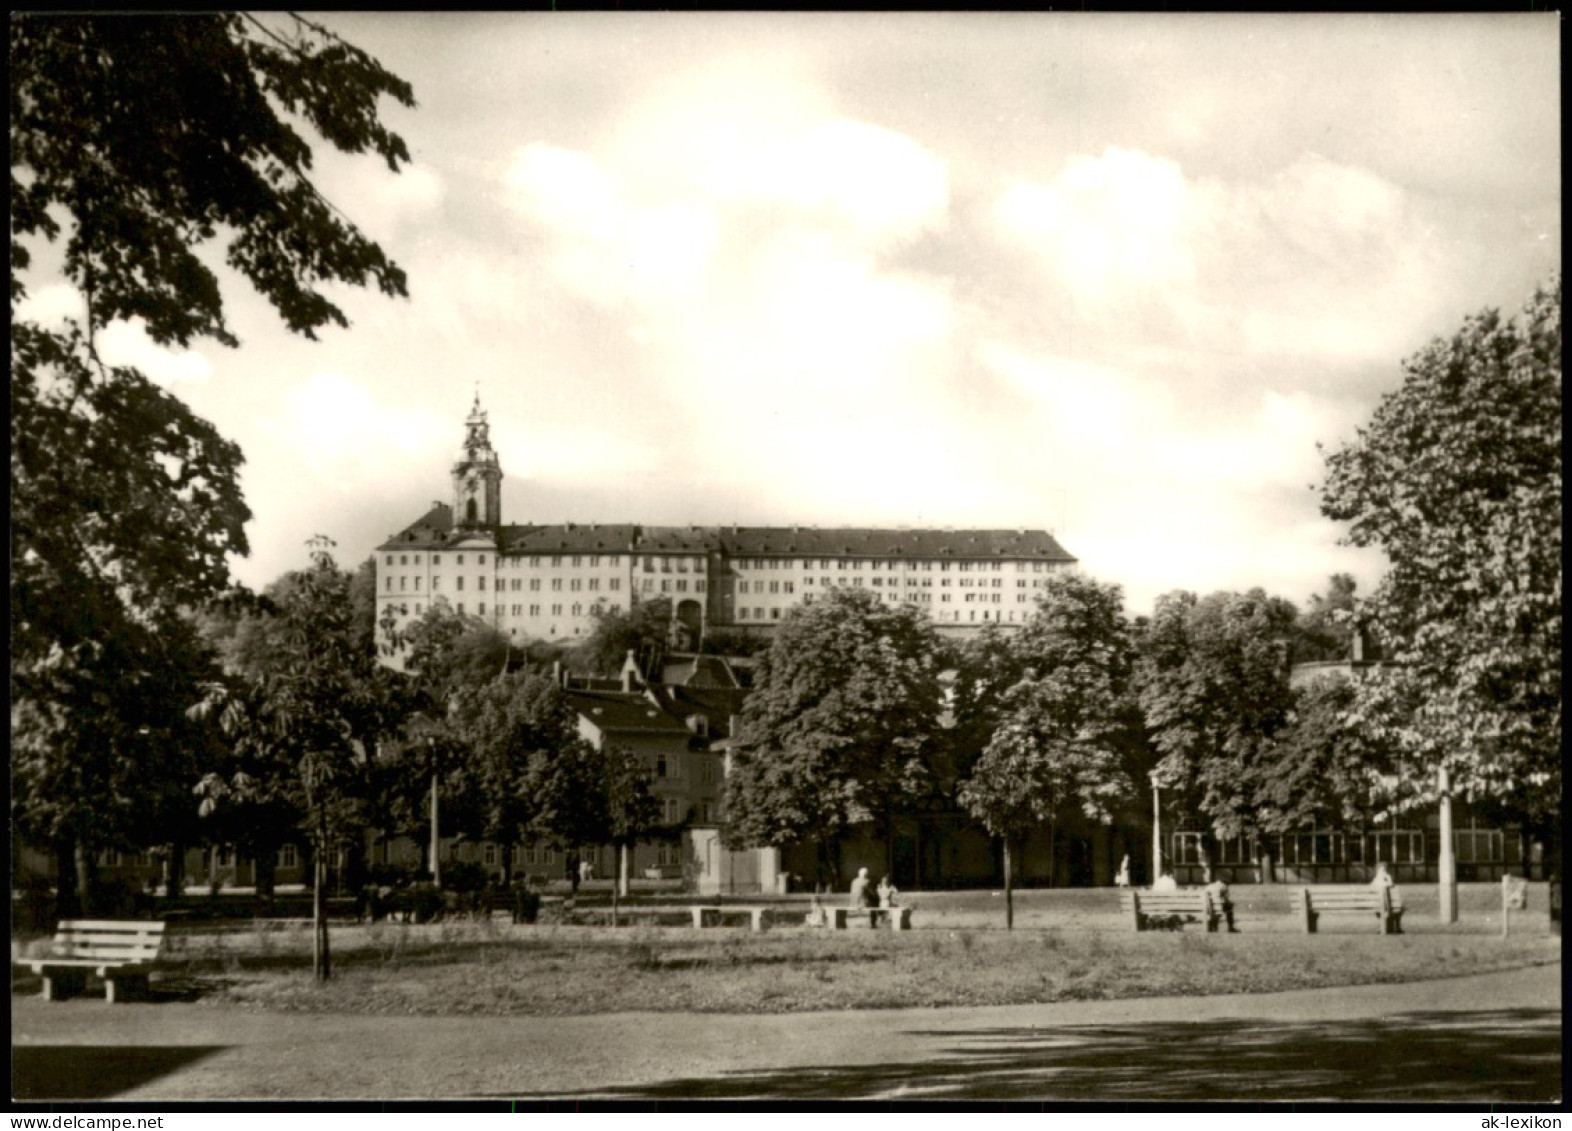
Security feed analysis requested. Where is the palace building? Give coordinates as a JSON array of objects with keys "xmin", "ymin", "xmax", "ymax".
[{"xmin": 374, "ymin": 395, "xmax": 1077, "ymax": 663}]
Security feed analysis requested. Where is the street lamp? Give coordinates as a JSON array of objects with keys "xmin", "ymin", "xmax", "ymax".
[{"xmin": 1150, "ymin": 770, "xmax": 1163, "ymax": 883}]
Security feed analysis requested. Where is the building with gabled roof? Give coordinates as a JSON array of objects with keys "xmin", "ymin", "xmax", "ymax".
[{"xmin": 374, "ymin": 397, "xmax": 1076, "ymax": 664}]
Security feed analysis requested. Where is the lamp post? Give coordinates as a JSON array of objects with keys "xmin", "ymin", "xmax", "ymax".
[{"xmin": 1150, "ymin": 772, "xmax": 1163, "ymax": 883}]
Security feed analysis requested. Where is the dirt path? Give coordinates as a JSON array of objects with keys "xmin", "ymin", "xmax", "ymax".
[{"xmin": 12, "ymin": 962, "xmax": 1561, "ymax": 1102}]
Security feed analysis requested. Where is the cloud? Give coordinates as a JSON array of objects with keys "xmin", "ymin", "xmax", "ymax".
[
  {"xmin": 264, "ymin": 372, "xmax": 448, "ymax": 491},
  {"xmin": 13, "ymin": 282, "xmax": 87, "ymax": 327},
  {"xmin": 972, "ymin": 340, "xmax": 1382, "ymax": 611},
  {"xmin": 993, "ymin": 147, "xmax": 1457, "ymax": 365},
  {"xmin": 97, "ymin": 319, "xmax": 216, "ymax": 387}
]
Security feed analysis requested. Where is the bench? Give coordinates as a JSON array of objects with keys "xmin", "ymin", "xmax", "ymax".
[
  {"xmin": 831, "ymin": 906, "xmax": 913, "ymax": 930},
  {"xmin": 25, "ymin": 920, "xmax": 167, "ymax": 1003},
  {"xmin": 1299, "ymin": 887, "xmax": 1403, "ymax": 934},
  {"xmin": 690, "ymin": 905, "xmax": 768, "ymax": 932},
  {"xmin": 1121, "ymin": 889, "xmax": 1221, "ymax": 932}
]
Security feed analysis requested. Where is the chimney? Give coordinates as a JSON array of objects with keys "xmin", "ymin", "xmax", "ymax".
[
  {"xmin": 1352, "ymin": 626, "xmax": 1366, "ymax": 664},
  {"xmin": 552, "ymin": 660, "xmax": 563, "ymax": 688},
  {"xmin": 622, "ymin": 649, "xmax": 640, "ymax": 693}
]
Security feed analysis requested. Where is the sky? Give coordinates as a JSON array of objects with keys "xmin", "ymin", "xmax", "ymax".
[{"xmin": 19, "ymin": 13, "xmax": 1561, "ymax": 616}]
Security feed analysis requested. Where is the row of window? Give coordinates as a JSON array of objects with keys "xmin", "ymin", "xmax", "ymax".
[
  {"xmin": 384, "ymin": 552, "xmax": 629, "ymax": 569},
  {"xmin": 1173, "ymin": 828, "xmax": 1519, "ymax": 866},
  {"xmin": 637, "ymin": 579, "xmax": 706, "ymax": 593},
  {"xmin": 735, "ymin": 558, "xmax": 1036, "ymax": 573}
]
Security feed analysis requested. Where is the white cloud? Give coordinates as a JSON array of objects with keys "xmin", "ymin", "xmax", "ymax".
[
  {"xmin": 265, "ymin": 372, "xmax": 447, "ymax": 491},
  {"xmin": 13, "ymin": 282, "xmax": 87, "ymax": 327},
  {"xmin": 994, "ymin": 147, "xmax": 1455, "ymax": 365},
  {"xmin": 98, "ymin": 319, "xmax": 215, "ymax": 387}
]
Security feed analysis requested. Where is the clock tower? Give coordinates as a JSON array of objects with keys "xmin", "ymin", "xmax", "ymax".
[{"xmin": 452, "ymin": 391, "xmax": 503, "ymax": 529}]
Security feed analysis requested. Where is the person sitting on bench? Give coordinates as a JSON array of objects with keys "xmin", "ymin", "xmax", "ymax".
[
  {"xmin": 1369, "ymin": 863, "xmax": 1405, "ymax": 932},
  {"xmin": 1203, "ymin": 868, "xmax": 1238, "ymax": 932},
  {"xmin": 877, "ymin": 874, "xmax": 899, "ymax": 909}
]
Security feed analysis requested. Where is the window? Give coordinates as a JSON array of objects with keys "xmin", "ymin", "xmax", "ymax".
[
  {"xmin": 530, "ymin": 556, "xmax": 540, "ymax": 567},
  {"xmin": 589, "ymin": 578, "xmax": 600, "ymax": 591},
  {"xmin": 572, "ymin": 556, "xmax": 581, "ymax": 567},
  {"xmin": 696, "ymin": 580, "xmax": 705, "ymax": 593},
  {"xmin": 661, "ymin": 580, "xmax": 670, "ymax": 593},
  {"xmin": 400, "ymin": 555, "xmax": 408, "ymax": 566},
  {"xmin": 432, "ymin": 554, "xmax": 441, "ymax": 564},
  {"xmin": 385, "ymin": 578, "xmax": 392, "ymax": 592},
  {"xmin": 771, "ymin": 608, "xmax": 781, "ymax": 620},
  {"xmin": 608, "ymin": 555, "xmax": 620, "ymax": 566},
  {"xmin": 529, "ymin": 579, "xmax": 540, "ymax": 591},
  {"xmin": 570, "ymin": 579, "xmax": 581, "ymax": 591},
  {"xmin": 478, "ymin": 577, "xmax": 486, "ymax": 591},
  {"xmin": 551, "ymin": 603, "xmax": 562, "ymax": 615},
  {"xmin": 529, "ymin": 604, "xmax": 540, "ymax": 616},
  {"xmin": 457, "ymin": 577, "xmax": 465, "ymax": 591},
  {"xmin": 457, "ymin": 554, "xmax": 465, "ymax": 565},
  {"xmin": 279, "ymin": 844, "xmax": 298, "ymax": 868},
  {"xmin": 478, "ymin": 554, "xmax": 486, "ymax": 565},
  {"xmin": 739, "ymin": 608, "xmax": 749, "ymax": 620},
  {"xmin": 676, "ymin": 580, "xmax": 687, "ymax": 592},
  {"xmin": 655, "ymin": 753, "xmax": 668, "ymax": 778},
  {"xmin": 664, "ymin": 798, "xmax": 683, "ymax": 824},
  {"xmin": 572, "ymin": 603, "xmax": 581, "ymax": 616},
  {"xmin": 552, "ymin": 556, "xmax": 562, "ymax": 567},
  {"xmin": 589, "ymin": 555, "xmax": 600, "ymax": 567},
  {"xmin": 551, "ymin": 578, "xmax": 562, "ymax": 591},
  {"xmin": 478, "ymin": 603, "xmax": 485, "ymax": 615},
  {"xmin": 414, "ymin": 577, "xmax": 421, "ymax": 591},
  {"xmin": 433, "ymin": 577, "xmax": 441, "ymax": 590},
  {"xmin": 458, "ymin": 603, "xmax": 465, "ymax": 614},
  {"xmin": 642, "ymin": 579, "xmax": 654, "ymax": 592},
  {"xmin": 484, "ymin": 844, "xmax": 497, "ymax": 866},
  {"xmin": 769, "ymin": 581, "xmax": 779, "ymax": 593},
  {"xmin": 609, "ymin": 579, "xmax": 620, "ymax": 591},
  {"xmin": 385, "ymin": 555, "xmax": 393, "ymax": 565}
]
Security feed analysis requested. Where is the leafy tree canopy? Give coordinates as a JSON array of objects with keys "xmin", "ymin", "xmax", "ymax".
[
  {"xmin": 1319, "ymin": 277, "xmax": 1561, "ymax": 820},
  {"xmin": 1135, "ymin": 588, "xmax": 1298, "ymax": 842},
  {"xmin": 11, "ymin": 13, "xmax": 412, "ymax": 345},
  {"xmin": 721, "ymin": 588, "xmax": 947, "ymax": 853},
  {"xmin": 577, "ymin": 597, "xmax": 674, "ymax": 677},
  {"xmin": 959, "ymin": 573, "xmax": 1138, "ymax": 843}
]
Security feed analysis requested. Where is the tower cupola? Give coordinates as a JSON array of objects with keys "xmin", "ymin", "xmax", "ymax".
[{"xmin": 452, "ymin": 389, "xmax": 503, "ymax": 529}]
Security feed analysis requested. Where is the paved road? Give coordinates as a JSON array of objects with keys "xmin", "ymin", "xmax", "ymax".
[{"xmin": 12, "ymin": 963, "xmax": 1562, "ymax": 1102}]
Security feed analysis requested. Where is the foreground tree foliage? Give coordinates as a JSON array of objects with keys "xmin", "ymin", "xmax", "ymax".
[
  {"xmin": 721, "ymin": 588, "xmax": 947, "ymax": 882},
  {"xmin": 958, "ymin": 573, "xmax": 1138, "ymax": 928},
  {"xmin": 1320, "ymin": 277, "xmax": 1561, "ymax": 831},
  {"xmin": 11, "ymin": 13, "xmax": 415, "ymax": 914},
  {"xmin": 1135, "ymin": 589, "xmax": 1298, "ymax": 867}
]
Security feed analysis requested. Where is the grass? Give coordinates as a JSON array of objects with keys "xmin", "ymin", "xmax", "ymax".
[{"xmin": 12, "ymin": 882, "xmax": 1558, "ymax": 1018}]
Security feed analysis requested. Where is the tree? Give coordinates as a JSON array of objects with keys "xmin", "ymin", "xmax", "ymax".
[
  {"xmin": 1293, "ymin": 573, "xmax": 1363, "ymax": 665},
  {"xmin": 958, "ymin": 573, "xmax": 1137, "ymax": 927},
  {"xmin": 378, "ymin": 602, "xmax": 511, "ymax": 881},
  {"xmin": 578, "ymin": 597, "xmax": 673, "ymax": 677},
  {"xmin": 446, "ymin": 668, "xmax": 586, "ymax": 886},
  {"xmin": 191, "ymin": 539, "xmax": 394, "ymax": 980},
  {"xmin": 600, "ymin": 745, "xmax": 661, "ymax": 897},
  {"xmin": 1319, "ymin": 276, "xmax": 1561, "ymax": 832},
  {"xmin": 11, "ymin": 14, "xmax": 415, "ymax": 911},
  {"xmin": 721, "ymin": 588, "xmax": 947, "ymax": 885},
  {"xmin": 1134, "ymin": 589, "xmax": 1298, "ymax": 870},
  {"xmin": 1251, "ymin": 673, "xmax": 1398, "ymax": 840}
]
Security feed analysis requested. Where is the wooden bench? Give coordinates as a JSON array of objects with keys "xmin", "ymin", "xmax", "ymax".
[
  {"xmin": 1299, "ymin": 887, "xmax": 1403, "ymax": 934},
  {"xmin": 25, "ymin": 920, "xmax": 167, "ymax": 1003},
  {"xmin": 1121, "ymin": 889, "xmax": 1221, "ymax": 932},
  {"xmin": 831, "ymin": 906, "xmax": 913, "ymax": 930}
]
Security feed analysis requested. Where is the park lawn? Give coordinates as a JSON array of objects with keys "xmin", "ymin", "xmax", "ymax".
[{"xmin": 20, "ymin": 915, "xmax": 1552, "ymax": 1017}]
